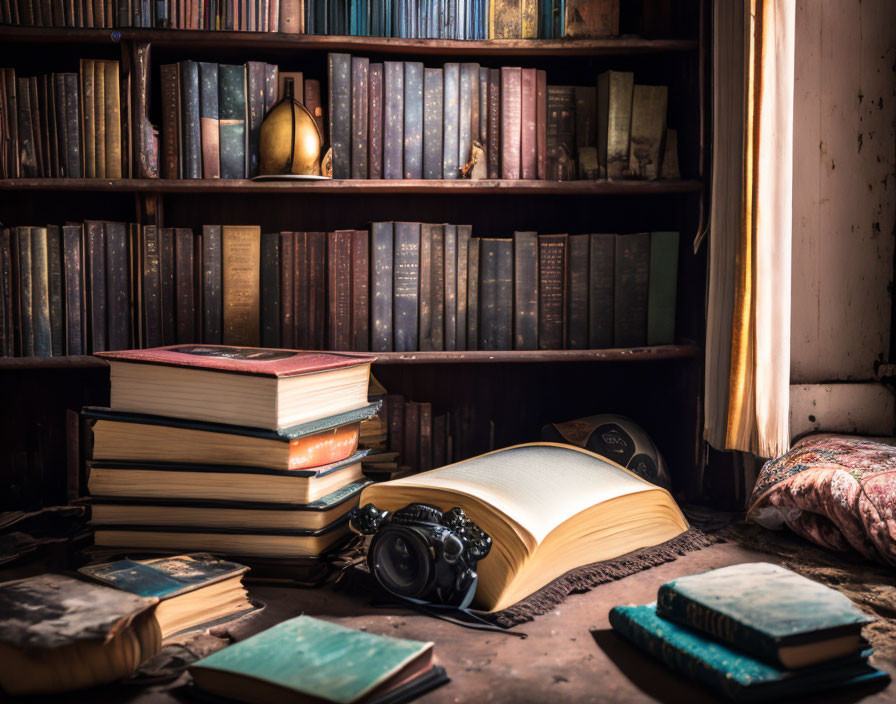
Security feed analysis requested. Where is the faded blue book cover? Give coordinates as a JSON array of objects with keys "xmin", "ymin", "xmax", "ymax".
[
  {"xmin": 190, "ymin": 615, "xmax": 434, "ymax": 703},
  {"xmin": 79, "ymin": 553, "xmax": 248, "ymax": 599},
  {"xmin": 609, "ymin": 604, "xmax": 887, "ymax": 703},
  {"xmin": 656, "ymin": 562, "xmax": 873, "ymax": 667}
]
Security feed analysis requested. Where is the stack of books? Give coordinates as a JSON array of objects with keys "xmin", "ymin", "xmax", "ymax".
[
  {"xmin": 610, "ymin": 562, "xmax": 889, "ymax": 701},
  {"xmin": 84, "ymin": 344, "xmax": 380, "ymax": 567}
]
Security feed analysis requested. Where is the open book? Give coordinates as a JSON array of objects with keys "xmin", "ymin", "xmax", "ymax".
[{"xmin": 360, "ymin": 443, "xmax": 689, "ymax": 612}]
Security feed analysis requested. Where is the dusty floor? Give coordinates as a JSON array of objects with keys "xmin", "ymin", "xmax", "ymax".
[{"xmin": 50, "ymin": 537, "xmax": 896, "ymax": 704}]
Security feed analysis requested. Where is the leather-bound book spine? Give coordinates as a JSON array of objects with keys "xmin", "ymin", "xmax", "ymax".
[
  {"xmin": 327, "ymin": 230, "xmax": 353, "ymax": 350},
  {"xmin": 92, "ymin": 62, "xmax": 105, "ymax": 177},
  {"xmin": 12, "ymin": 228, "xmax": 32, "ymax": 356},
  {"xmin": 103, "ymin": 60, "xmax": 122, "ymax": 178},
  {"xmin": 55, "ymin": 74, "xmax": 71, "ymax": 177},
  {"xmin": 458, "ymin": 62, "xmax": 476, "ymax": 171},
  {"xmin": 245, "ymin": 61, "xmax": 266, "ymax": 178},
  {"xmin": 304, "ymin": 79, "xmax": 325, "ymax": 138},
  {"xmin": 62, "ymin": 225, "xmax": 85, "ymax": 355},
  {"xmin": 477, "ymin": 237, "xmax": 497, "ymax": 350},
  {"xmin": 566, "ymin": 233, "xmax": 589, "ymax": 349},
  {"xmin": 218, "ymin": 64, "xmax": 247, "ymax": 179},
  {"xmin": 221, "ymin": 225, "xmax": 261, "ymax": 346},
  {"xmin": 327, "ymin": 53, "xmax": 352, "ymax": 179},
  {"xmin": 422, "ymin": 67, "xmax": 443, "ymax": 180},
  {"xmin": 418, "ymin": 222, "xmax": 433, "ymax": 351},
  {"xmin": 260, "ymin": 232, "xmax": 281, "ymax": 348},
  {"xmin": 575, "ymin": 85, "xmax": 596, "ymax": 161},
  {"xmin": 442, "ymin": 63, "xmax": 459, "ymax": 179},
  {"xmin": 382, "ymin": 61, "xmax": 404, "ymax": 179},
  {"xmin": 160, "ymin": 64, "xmax": 180, "ymax": 178},
  {"xmin": 173, "ymin": 227, "xmax": 195, "ymax": 344},
  {"xmin": 199, "ymin": 62, "xmax": 220, "ymax": 179},
  {"xmin": 588, "ymin": 233, "xmax": 615, "ymax": 349},
  {"xmin": 537, "ymin": 233, "xmax": 567, "ymax": 349},
  {"xmin": 628, "ymin": 84, "xmax": 668, "ymax": 180},
  {"xmin": 200, "ymin": 225, "xmax": 222, "ymax": 344},
  {"xmin": 597, "ymin": 70, "xmax": 633, "ymax": 180},
  {"xmin": 466, "ymin": 235, "xmax": 479, "ymax": 350},
  {"xmin": 495, "ymin": 237, "xmax": 513, "ymax": 350},
  {"xmin": 546, "ymin": 85, "xmax": 575, "ymax": 180},
  {"xmin": 487, "ymin": 68, "xmax": 499, "ymax": 179},
  {"xmin": 418, "ymin": 402, "xmax": 432, "ymax": 472},
  {"xmin": 59, "ymin": 73, "xmax": 78, "ymax": 177},
  {"xmin": 442, "ymin": 223, "xmax": 457, "ymax": 350},
  {"xmin": 43, "ymin": 75, "xmax": 58, "ymax": 177},
  {"xmin": 3, "ymin": 70, "xmax": 19, "ymax": 179},
  {"xmin": 306, "ymin": 231, "xmax": 327, "ymax": 349},
  {"xmin": 520, "ymin": 68, "xmax": 536, "ymax": 179},
  {"xmin": 351, "ymin": 230, "xmax": 369, "ymax": 351},
  {"xmin": 455, "ymin": 225, "xmax": 471, "ymax": 350},
  {"xmin": 393, "ymin": 222, "xmax": 420, "ymax": 352},
  {"xmin": 278, "ymin": 232, "xmax": 295, "ymax": 348},
  {"xmin": 351, "ymin": 56, "xmax": 369, "ymax": 180},
  {"xmin": 535, "ymin": 70, "xmax": 547, "ymax": 179},
  {"xmin": 490, "ymin": 0, "xmax": 520, "ymax": 38},
  {"xmin": 613, "ymin": 232, "xmax": 649, "ymax": 347},
  {"xmin": 141, "ymin": 225, "xmax": 162, "ymax": 349},
  {"xmin": 294, "ymin": 232, "xmax": 310, "ymax": 348},
  {"xmin": 500, "ymin": 67, "xmax": 521, "ymax": 179},
  {"xmin": 478, "ymin": 67, "xmax": 488, "ymax": 151},
  {"xmin": 46, "ymin": 226, "xmax": 63, "ymax": 355},
  {"xmin": 30, "ymin": 76, "xmax": 45, "ymax": 177},
  {"xmin": 512, "ymin": 231, "xmax": 538, "ymax": 350},
  {"xmin": 16, "ymin": 77, "xmax": 37, "ymax": 177},
  {"xmin": 370, "ymin": 222, "xmax": 394, "ymax": 352},
  {"xmin": 105, "ymin": 221, "xmax": 130, "ymax": 350},
  {"xmin": 30, "ymin": 228, "xmax": 51, "ymax": 356},
  {"xmin": 403, "ymin": 61, "xmax": 423, "ymax": 179},
  {"xmin": 368, "ymin": 63, "xmax": 384, "ymax": 179},
  {"xmin": 79, "ymin": 61, "xmax": 95, "ymax": 177},
  {"xmin": 159, "ymin": 227, "xmax": 176, "ymax": 345},
  {"xmin": 280, "ymin": 0, "xmax": 301, "ymax": 32},
  {"xmin": 84, "ymin": 222, "xmax": 106, "ymax": 353}
]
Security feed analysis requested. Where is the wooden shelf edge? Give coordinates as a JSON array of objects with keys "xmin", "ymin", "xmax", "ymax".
[
  {"xmin": 0, "ymin": 26, "xmax": 697, "ymax": 55},
  {"xmin": 0, "ymin": 178, "xmax": 703, "ymax": 195},
  {"xmin": 370, "ymin": 345, "xmax": 701, "ymax": 363},
  {"xmin": 0, "ymin": 346, "xmax": 700, "ymax": 368}
]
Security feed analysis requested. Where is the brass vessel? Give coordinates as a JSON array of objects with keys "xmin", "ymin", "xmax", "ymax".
[{"xmin": 259, "ymin": 90, "xmax": 324, "ymax": 176}]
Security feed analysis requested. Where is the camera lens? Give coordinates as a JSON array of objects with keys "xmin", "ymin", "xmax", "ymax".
[{"xmin": 370, "ymin": 527, "xmax": 432, "ymax": 599}]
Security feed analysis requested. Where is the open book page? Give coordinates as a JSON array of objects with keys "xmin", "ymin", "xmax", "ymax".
[{"xmin": 376, "ymin": 443, "xmax": 662, "ymax": 546}]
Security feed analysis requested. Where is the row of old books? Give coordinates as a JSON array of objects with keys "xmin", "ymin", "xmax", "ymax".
[
  {"xmin": 327, "ymin": 54, "xmax": 679, "ymax": 181},
  {"xmin": 1, "ymin": 0, "xmax": 618, "ymax": 40},
  {"xmin": 85, "ymin": 345, "xmax": 378, "ymax": 561},
  {"xmin": 0, "ymin": 221, "xmax": 679, "ymax": 357},
  {"xmin": 0, "ymin": 62, "xmax": 123, "ymax": 179},
  {"xmin": 158, "ymin": 60, "xmax": 305, "ymax": 179}
]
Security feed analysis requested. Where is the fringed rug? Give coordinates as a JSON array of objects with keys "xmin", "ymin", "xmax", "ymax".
[{"xmin": 337, "ymin": 528, "xmax": 720, "ymax": 629}]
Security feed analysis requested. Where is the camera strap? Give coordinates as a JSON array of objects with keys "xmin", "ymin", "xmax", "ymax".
[{"xmin": 375, "ymin": 596, "xmax": 528, "ymax": 638}]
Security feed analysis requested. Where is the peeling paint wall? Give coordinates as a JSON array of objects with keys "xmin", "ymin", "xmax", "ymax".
[{"xmin": 791, "ymin": 0, "xmax": 896, "ymax": 384}]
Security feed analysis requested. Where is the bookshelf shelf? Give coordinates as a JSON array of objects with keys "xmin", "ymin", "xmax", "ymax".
[
  {"xmin": 0, "ymin": 345, "xmax": 700, "ymax": 370},
  {"xmin": 0, "ymin": 26, "xmax": 697, "ymax": 56},
  {"xmin": 0, "ymin": 178, "xmax": 702, "ymax": 195}
]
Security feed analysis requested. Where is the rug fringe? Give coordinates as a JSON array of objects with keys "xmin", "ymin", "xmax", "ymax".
[{"xmin": 487, "ymin": 528, "xmax": 721, "ymax": 628}]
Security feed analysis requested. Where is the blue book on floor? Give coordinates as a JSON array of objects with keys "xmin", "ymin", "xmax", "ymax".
[{"xmin": 609, "ymin": 604, "xmax": 889, "ymax": 703}]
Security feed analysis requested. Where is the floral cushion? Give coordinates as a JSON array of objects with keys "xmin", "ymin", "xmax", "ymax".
[{"xmin": 746, "ymin": 434, "xmax": 896, "ymax": 566}]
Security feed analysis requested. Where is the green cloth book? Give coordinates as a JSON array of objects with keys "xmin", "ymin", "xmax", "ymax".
[
  {"xmin": 646, "ymin": 231, "xmax": 679, "ymax": 345},
  {"xmin": 189, "ymin": 615, "xmax": 447, "ymax": 704},
  {"xmin": 656, "ymin": 562, "xmax": 874, "ymax": 668},
  {"xmin": 609, "ymin": 604, "xmax": 888, "ymax": 703}
]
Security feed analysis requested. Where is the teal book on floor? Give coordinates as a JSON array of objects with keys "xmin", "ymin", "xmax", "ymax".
[
  {"xmin": 188, "ymin": 615, "xmax": 447, "ymax": 704},
  {"xmin": 609, "ymin": 603, "xmax": 888, "ymax": 702},
  {"xmin": 655, "ymin": 562, "xmax": 874, "ymax": 668}
]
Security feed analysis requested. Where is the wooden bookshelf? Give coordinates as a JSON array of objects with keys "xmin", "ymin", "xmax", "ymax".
[
  {"xmin": 0, "ymin": 178, "xmax": 702, "ymax": 195},
  {"xmin": 0, "ymin": 1, "xmax": 711, "ymax": 509}
]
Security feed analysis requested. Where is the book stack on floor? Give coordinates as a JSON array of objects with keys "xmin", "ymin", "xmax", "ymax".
[
  {"xmin": 610, "ymin": 562, "xmax": 889, "ymax": 701},
  {"xmin": 326, "ymin": 52, "xmax": 679, "ymax": 181},
  {"xmin": 0, "ymin": 62, "xmax": 122, "ymax": 179},
  {"xmin": 84, "ymin": 344, "xmax": 380, "ymax": 572},
  {"xmin": 0, "ymin": 555, "xmax": 255, "ymax": 696}
]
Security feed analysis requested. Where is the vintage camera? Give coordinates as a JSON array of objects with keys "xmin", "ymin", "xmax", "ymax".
[{"xmin": 349, "ymin": 503, "xmax": 492, "ymax": 609}]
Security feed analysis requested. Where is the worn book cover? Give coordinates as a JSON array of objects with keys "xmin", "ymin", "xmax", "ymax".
[
  {"xmin": 442, "ymin": 63, "xmax": 460, "ymax": 179},
  {"xmin": 588, "ymin": 233, "xmax": 614, "ymax": 348},
  {"xmin": 537, "ymin": 233, "xmax": 567, "ymax": 350},
  {"xmin": 327, "ymin": 230, "xmax": 353, "ymax": 350},
  {"xmin": 610, "ymin": 604, "xmax": 886, "ymax": 703},
  {"xmin": 393, "ymin": 222, "xmax": 420, "ymax": 352},
  {"xmin": 218, "ymin": 64, "xmax": 247, "ymax": 179},
  {"xmin": 597, "ymin": 70, "xmax": 633, "ymax": 180},
  {"xmin": 350, "ymin": 230, "xmax": 369, "ymax": 351},
  {"xmin": 628, "ymin": 84, "xmax": 668, "ymax": 180},
  {"xmin": 456, "ymin": 225, "xmax": 471, "ymax": 350},
  {"xmin": 368, "ymin": 63, "xmax": 384, "ymax": 179},
  {"xmin": 500, "ymin": 67, "xmax": 522, "ymax": 179},
  {"xmin": 260, "ymin": 232, "xmax": 281, "ymax": 349},
  {"xmin": 174, "ymin": 228, "xmax": 195, "ymax": 344},
  {"xmin": 566, "ymin": 234, "xmax": 589, "ymax": 349},
  {"xmin": 220, "ymin": 226, "xmax": 261, "ymax": 346},
  {"xmin": 383, "ymin": 61, "xmax": 404, "ymax": 179},
  {"xmin": 351, "ymin": 56, "xmax": 369, "ymax": 180},
  {"xmin": 180, "ymin": 60, "xmax": 201, "ymax": 178},
  {"xmin": 613, "ymin": 232, "xmax": 649, "ymax": 347},
  {"xmin": 201, "ymin": 225, "xmax": 223, "ymax": 344},
  {"xmin": 513, "ymin": 231, "xmax": 538, "ymax": 350},
  {"xmin": 443, "ymin": 224, "xmax": 457, "ymax": 350},
  {"xmin": 198, "ymin": 62, "xmax": 221, "ymax": 179},
  {"xmin": 370, "ymin": 222, "xmax": 394, "ymax": 352},
  {"xmin": 655, "ymin": 563, "xmax": 874, "ymax": 669},
  {"xmin": 423, "ymin": 68, "xmax": 443, "ymax": 180},
  {"xmin": 564, "ymin": 0, "xmax": 617, "ymax": 37}
]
